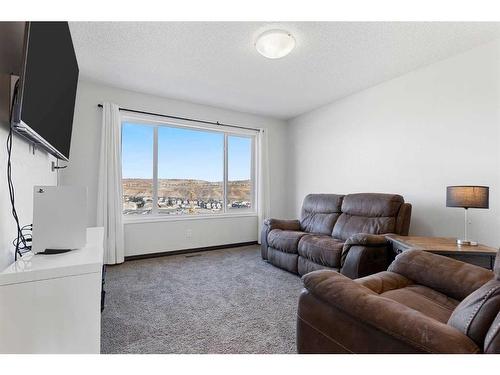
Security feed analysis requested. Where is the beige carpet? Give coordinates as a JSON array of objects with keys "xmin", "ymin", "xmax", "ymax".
[{"xmin": 101, "ymin": 245, "xmax": 303, "ymax": 353}]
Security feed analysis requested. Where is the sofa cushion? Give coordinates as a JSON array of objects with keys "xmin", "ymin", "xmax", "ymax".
[
  {"xmin": 389, "ymin": 249, "xmax": 494, "ymax": 301},
  {"xmin": 381, "ymin": 285, "xmax": 460, "ymax": 323},
  {"xmin": 300, "ymin": 194, "xmax": 344, "ymax": 235},
  {"xmin": 448, "ymin": 278, "xmax": 500, "ymax": 347},
  {"xmin": 298, "ymin": 234, "xmax": 344, "ymax": 268},
  {"xmin": 267, "ymin": 229, "xmax": 308, "ymax": 254},
  {"xmin": 332, "ymin": 193, "xmax": 403, "ymax": 241},
  {"xmin": 357, "ymin": 271, "xmax": 460, "ymax": 323}
]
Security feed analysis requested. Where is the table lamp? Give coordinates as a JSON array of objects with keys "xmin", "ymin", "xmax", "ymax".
[{"xmin": 446, "ymin": 185, "xmax": 489, "ymax": 246}]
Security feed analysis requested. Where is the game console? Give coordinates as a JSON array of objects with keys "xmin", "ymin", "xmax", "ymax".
[{"xmin": 32, "ymin": 186, "xmax": 87, "ymax": 254}]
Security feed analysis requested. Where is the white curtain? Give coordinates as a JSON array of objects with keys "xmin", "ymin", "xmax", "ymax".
[
  {"xmin": 257, "ymin": 129, "xmax": 270, "ymax": 244},
  {"xmin": 97, "ymin": 102, "xmax": 125, "ymax": 264}
]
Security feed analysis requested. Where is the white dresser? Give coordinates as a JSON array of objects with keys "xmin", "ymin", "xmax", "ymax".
[{"xmin": 0, "ymin": 227, "xmax": 104, "ymax": 354}]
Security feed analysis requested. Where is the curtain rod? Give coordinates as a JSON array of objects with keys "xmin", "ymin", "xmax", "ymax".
[{"xmin": 97, "ymin": 104, "xmax": 262, "ymax": 133}]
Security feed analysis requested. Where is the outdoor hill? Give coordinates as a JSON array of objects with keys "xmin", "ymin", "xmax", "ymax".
[{"xmin": 123, "ymin": 178, "xmax": 251, "ymax": 201}]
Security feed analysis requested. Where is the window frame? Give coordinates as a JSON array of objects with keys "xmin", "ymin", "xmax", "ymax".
[{"xmin": 121, "ymin": 113, "xmax": 258, "ymax": 223}]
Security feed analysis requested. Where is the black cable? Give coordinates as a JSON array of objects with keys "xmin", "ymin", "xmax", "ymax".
[
  {"xmin": 6, "ymin": 80, "xmax": 30, "ymax": 261},
  {"xmin": 12, "ymin": 224, "xmax": 32, "ymax": 255}
]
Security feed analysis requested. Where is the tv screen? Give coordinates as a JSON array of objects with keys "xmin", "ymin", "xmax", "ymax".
[{"xmin": 16, "ymin": 22, "xmax": 79, "ymax": 160}]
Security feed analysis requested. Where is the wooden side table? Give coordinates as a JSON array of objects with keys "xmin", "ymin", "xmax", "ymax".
[{"xmin": 386, "ymin": 235, "xmax": 498, "ymax": 270}]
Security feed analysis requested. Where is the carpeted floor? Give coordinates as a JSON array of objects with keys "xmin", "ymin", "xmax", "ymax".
[{"xmin": 101, "ymin": 245, "xmax": 303, "ymax": 353}]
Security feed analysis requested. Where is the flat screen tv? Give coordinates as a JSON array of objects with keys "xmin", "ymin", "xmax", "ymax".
[{"xmin": 12, "ymin": 22, "xmax": 79, "ymax": 161}]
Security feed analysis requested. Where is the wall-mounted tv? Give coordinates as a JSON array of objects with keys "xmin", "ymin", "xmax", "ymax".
[{"xmin": 12, "ymin": 22, "xmax": 79, "ymax": 161}]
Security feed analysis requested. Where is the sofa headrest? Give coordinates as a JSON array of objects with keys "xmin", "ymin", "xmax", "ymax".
[
  {"xmin": 495, "ymin": 251, "xmax": 500, "ymax": 279},
  {"xmin": 302, "ymin": 194, "xmax": 344, "ymax": 214},
  {"xmin": 341, "ymin": 193, "xmax": 404, "ymax": 217},
  {"xmin": 300, "ymin": 194, "xmax": 345, "ymax": 235}
]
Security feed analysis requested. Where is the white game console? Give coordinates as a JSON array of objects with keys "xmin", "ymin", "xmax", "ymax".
[{"xmin": 32, "ymin": 186, "xmax": 87, "ymax": 254}]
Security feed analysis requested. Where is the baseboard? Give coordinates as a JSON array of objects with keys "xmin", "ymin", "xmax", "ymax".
[{"xmin": 124, "ymin": 241, "xmax": 259, "ymax": 261}]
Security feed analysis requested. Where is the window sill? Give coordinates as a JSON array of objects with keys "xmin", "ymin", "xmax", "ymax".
[{"xmin": 123, "ymin": 212, "xmax": 258, "ymax": 224}]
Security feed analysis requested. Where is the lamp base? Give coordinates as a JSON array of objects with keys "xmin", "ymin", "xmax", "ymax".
[{"xmin": 457, "ymin": 239, "xmax": 478, "ymax": 246}]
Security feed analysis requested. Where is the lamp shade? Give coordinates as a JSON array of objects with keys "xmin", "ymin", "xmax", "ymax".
[{"xmin": 446, "ymin": 186, "xmax": 489, "ymax": 209}]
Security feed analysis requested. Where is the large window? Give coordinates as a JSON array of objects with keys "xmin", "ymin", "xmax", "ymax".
[
  {"xmin": 227, "ymin": 136, "xmax": 253, "ymax": 210},
  {"xmin": 122, "ymin": 118, "xmax": 256, "ymax": 218},
  {"xmin": 122, "ymin": 123, "xmax": 154, "ymax": 215}
]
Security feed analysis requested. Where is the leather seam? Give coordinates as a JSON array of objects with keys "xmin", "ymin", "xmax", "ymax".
[
  {"xmin": 296, "ymin": 313, "xmax": 354, "ymax": 353},
  {"xmin": 486, "ymin": 320, "xmax": 500, "ymax": 341},
  {"xmin": 485, "ymin": 320, "xmax": 500, "ymax": 351},
  {"xmin": 464, "ymin": 285, "xmax": 500, "ymax": 335}
]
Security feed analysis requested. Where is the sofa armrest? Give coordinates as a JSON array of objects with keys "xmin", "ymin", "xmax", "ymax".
[
  {"xmin": 344, "ymin": 233, "xmax": 388, "ymax": 248},
  {"xmin": 388, "ymin": 249, "xmax": 494, "ymax": 300},
  {"xmin": 340, "ymin": 234, "xmax": 390, "ymax": 278},
  {"xmin": 264, "ymin": 218, "xmax": 301, "ymax": 231},
  {"xmin": 300, "ymin": 270, "xmax": 480, "ymax": 353},
  {"xmin": 260, "ymin": 218, "xmax": 300, "ymax": 260}
]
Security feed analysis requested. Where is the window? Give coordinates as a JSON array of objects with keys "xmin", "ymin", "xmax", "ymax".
[
  {"xmin": 157, "ymin": 126, "xmax": 224, "ymax": 215},
  {"xmin": 122, "ymin": 123, "xmax": 154, "ymax": 215},
  {"xmin": 227, "ymin": 136, "xmax": 253, "ymax": 210},
  {"xmin": 121, "ymin": 118, "xmax": 256, "ymax": 218}
]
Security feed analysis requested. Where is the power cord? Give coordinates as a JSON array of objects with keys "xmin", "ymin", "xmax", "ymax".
[
  {"xmin": 7, "ymin": 80, "xmax": 31, "ymax": 261},
  {"xmin": 12, "ymin": 224, "xmax": 32, "ymax": 256}
]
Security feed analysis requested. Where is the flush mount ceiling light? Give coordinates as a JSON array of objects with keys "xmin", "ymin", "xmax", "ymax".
[{"xmin": 255, "ymin": 29, "xmax": 296, "ymax": 59}]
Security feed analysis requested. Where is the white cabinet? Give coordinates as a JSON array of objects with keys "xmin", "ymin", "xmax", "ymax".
[{"xmin": 0, "ymin": 227, "xmax": 104, "ymax": 353}]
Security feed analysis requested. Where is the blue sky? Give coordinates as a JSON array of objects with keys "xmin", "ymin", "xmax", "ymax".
[{"xmin": 122, "ymin": 122, "xmax": 252, "ymax": 181}]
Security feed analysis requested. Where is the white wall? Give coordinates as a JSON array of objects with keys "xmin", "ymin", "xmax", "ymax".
[
  {"xmin": 0, "ymin": 82, "xmax": 58, "ymax": 269},
  {"xmin": 287, "ymin": 40, "xmax": 500, "ymax": 247},
  {"xmin": 62, "ymin": 79, "xmax": 289, "ymax": 256}
]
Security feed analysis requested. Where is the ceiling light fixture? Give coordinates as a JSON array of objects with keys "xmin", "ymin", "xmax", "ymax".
[{"xmin": 255, "ymin": 29, "xmax": 295, "ymax": 59}]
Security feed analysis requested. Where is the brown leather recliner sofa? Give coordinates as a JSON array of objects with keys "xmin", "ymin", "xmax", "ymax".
[
  {"xmin": 297, "ymin": 249, "xmax": 500, "ymax": 353},
  {"xmin": 261, "ymin": 193, "xmax": 412, "ymax": 279}
]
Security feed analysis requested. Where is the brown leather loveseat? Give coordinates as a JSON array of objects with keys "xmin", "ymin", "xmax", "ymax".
[
  {"xmin": 261, "ymin": 193, "xmax": 412, "ymax": 279},
  {"xmin": 297, "ymin": 249, "xmax": 500, "ymax": 353}
]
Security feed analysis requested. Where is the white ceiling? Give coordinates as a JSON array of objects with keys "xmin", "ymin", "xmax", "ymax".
[{"xmin": 70, "ymin": 22, "xmax": 500, "ymax": 119}]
